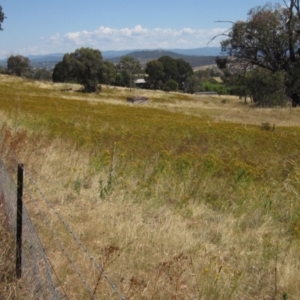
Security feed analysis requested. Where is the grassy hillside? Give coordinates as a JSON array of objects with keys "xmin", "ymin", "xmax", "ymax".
[{"xmin": 0, "ymin": 75, "xmax": 300, "ymax": 299}]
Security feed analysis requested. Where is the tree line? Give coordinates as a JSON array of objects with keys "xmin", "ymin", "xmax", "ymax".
[
  {"xmin": 1, "ymin": 49, "xmax": 227, "ymax": 95},
  {"xmin": 0, "ymin": 55, "xmax": 53, "ymax": 81},
  {"xmin": 51, "ymin": 48, "xmax": 197, "ymax": 93},
  {"xmin": 3, "ymin": 47, "xmax": 221, "ymax": 94}
]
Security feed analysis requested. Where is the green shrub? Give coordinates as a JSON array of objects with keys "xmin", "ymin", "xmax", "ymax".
[{"xmin": 163, "ymin": 79, "xmax": 178, "ymax": 91}]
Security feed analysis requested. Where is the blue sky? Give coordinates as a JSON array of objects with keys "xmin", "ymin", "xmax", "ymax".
[{"xmin": 0, "ymin": 0, "xmax": 279, "ymax": 58}]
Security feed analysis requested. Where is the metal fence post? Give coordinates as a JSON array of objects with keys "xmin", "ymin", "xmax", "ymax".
[{"xmin": 16, "ymin": 163, "xmax": 23, "ymax": 279}]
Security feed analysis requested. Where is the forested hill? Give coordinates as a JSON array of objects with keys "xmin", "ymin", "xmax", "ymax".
[{"xmin": 107, "ymin": 50, "xmax": 216, "ymax": 68}]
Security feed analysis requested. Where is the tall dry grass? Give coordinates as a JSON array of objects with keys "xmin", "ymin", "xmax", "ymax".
[
  {"xmin": 0, "ymin": 75, "xmax": 300, "ymax": 299},
  {"xmin": 0, "ymin": 205, "xmax": 30, "ymax": 299}
]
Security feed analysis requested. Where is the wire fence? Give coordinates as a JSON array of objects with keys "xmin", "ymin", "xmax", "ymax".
[
  {"xmin": 0, "ymin": 139, "xmax": 126, "ymax": 299},
  {"xmin": 0, "ymin": 152, "xmax": 60, "ymax": 299}
]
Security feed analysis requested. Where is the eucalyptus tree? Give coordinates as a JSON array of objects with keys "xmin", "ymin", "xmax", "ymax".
[
  {"xmin": 7, "ymin": 55, "xmax": 31, "ymax": 77},
  {"xmin": 117, "ymin": 55, "xmax": 141, "ymax": 89},
  {"xmin": 52, "ymin": 61, "xmax": 71, "ymax": 83},
  {"xmin": 145, "ymin": 56, "xmax": 193, "ymax": 91},
  {"xmin": 53, "ymin": 47, "xmax": 104, "ymax": 92},
  {"xmin": 157, "ymin": 56, "xmax": 179, "ymax": 82},
  {"xmin": 216, "ymin": 1, "xmax": 300, "ymax": 106},
  {"xmin": 145, "ymin": 60, "xmax": 165, "ymax": 89},
  {"xmin": 176, "ymin": 58, "xmax": 194, "ymax": 90},
  {"xmin": 100, "ymin": 61, "xmax": 116, "ymax": 85}
]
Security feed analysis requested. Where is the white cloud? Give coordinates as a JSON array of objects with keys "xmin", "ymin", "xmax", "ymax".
[
  {"xmin": 0, "ymin": 25, "xmax": 227, "ymax": 59},
  {"xmin": 47, "ymin": 25, "xmax": 227, "ymax": 51}
]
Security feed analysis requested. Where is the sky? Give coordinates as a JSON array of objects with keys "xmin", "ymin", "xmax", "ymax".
[{"xmin": 0, "ymin": 0, "xmax": 280, "ymax": 59}]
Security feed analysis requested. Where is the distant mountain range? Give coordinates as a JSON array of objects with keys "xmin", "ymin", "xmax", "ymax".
[
  {"xmin": 0, "ymin": 47, "xmax": 221, "ymax": 69},
  {"xmin": 102, "ymin": 47, "xmax": 221, "ymax": 58}
]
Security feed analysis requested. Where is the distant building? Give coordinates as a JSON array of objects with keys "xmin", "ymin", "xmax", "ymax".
[{"xmin": 134, "ymin": 79, "xmax": 146, "ymax": 88}]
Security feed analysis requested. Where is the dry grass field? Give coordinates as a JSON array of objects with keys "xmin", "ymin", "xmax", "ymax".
[
  {"xmin": 0, "ymin": 207, "xmax": 20, "ymax": 299},
  {"xmin": 1, "ymin": 74, "xmax": 300, "ymax": 299}
]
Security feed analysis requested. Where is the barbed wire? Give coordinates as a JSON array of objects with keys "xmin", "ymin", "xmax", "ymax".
[
  {"xmin": 23, "ymin": 186, "xmax": 96, "ymax": 299},
  {"xmin": 45, "ymin": 254, "xmax": 70, "ymax": 300},
  {"xmin": 21, "ymin": 203, "xmax": 60, "ymax": 298},
  {"xmin": 0, "ymin": 142, "xmax": 93, "ymax": 298},
  {"xmin": 23, "ymin": 164, "xmax": 126, "ymax": 300},
  {"xmin": 0, "ymin": 138, "xmax": 127, "ymax": 300},
  {"xmin": 0, "ymin": 152, "xmax": 60, "ymax": 299}
]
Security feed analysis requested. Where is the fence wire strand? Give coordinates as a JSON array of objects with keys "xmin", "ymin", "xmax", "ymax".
[
  {"xmin": 0, "ymin": 138, "xmax": 126, "ymax": 300},
  {"xmin": 23, "ymin": 187, "xmax": 96, "ymax": 299},
  {"xmin": 24, "ymin": 164, "xmax": 126, "ymax": 300}
]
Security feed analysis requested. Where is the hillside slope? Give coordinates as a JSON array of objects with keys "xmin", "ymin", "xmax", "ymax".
[{"xmin": 1, "ymin": 75, "xmax": 300, "ymax": 299}]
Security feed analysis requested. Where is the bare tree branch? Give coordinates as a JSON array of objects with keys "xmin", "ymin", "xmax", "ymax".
[
  {"xmin": 207, "ymin": 28, "xmax": 231, "ymax": 45},
  {"xmin": 214, "ymin": 20, "xmax": 235, "ymax": 24}
]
